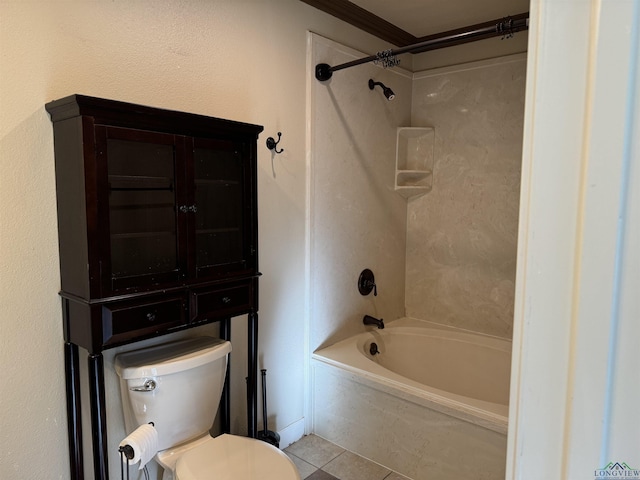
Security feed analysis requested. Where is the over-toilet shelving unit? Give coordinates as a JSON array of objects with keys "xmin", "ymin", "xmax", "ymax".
[
  {"xmin": 394, "ymin": 127, "xmax": 435, "ymax": 198},
  {"xmin": 46, "ymin": 95, "xmax": 263, "ymax": 480}
]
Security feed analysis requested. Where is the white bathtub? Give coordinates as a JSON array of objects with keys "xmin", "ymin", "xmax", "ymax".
[{"xmin": 312, "ymin": 317, "xmax": 511, "ymax": 480}]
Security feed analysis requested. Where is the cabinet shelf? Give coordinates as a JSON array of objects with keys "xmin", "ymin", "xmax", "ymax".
[
  {"xmin": 195, "ymin": 179, "xmax": 241, "ymax": 186},
  {"xmin": 196, "ymin": 227, "xmax": 241, "ymax": 235},
  {"xmin": 109, "ymin": 175, "xmax": 174, "ymax": 191},
  {"xmin": 111, "ymin": 231, "xmax": 176, "ymax": 239}
]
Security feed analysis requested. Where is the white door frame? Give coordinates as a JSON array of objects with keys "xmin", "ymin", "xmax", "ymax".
[{"xmin": 507, "ymin": 0, "xmax": 640, "ymax": 478}]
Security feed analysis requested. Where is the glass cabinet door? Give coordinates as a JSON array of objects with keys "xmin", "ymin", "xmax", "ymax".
[
  {"xmin": 99, "ymin": 127, "xmax": 185, "ymax": 292},
  {"xmin": 191, "ymin": 137, "xmax": 251, "ymax": 278}
]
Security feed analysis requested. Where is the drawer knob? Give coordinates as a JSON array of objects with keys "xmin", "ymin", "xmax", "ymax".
[
  {"xmin": 146, "ymin": 312, "xmax": 156, "ymax": 322},
  {"xmin": 222, "ymin": 296, "xmax": 231, "ymax": 304}
]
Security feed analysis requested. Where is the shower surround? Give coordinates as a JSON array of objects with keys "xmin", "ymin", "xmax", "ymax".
[
  {"xmin": 408, "ymin": 56, "xmax": 526, "ymax": 339},
  {"xmin": 308, "ymin": 33, "xmax": 413, "ymax": 352},
  {"xmin": 309, "ymin": 34, "xmax": 525, "ymax": 350},
  {"xmin": 309, "ymin": 33, "xmax": 525, "ymax": 479}
]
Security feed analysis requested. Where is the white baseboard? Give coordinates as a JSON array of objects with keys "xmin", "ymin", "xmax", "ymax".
[{"xmin": 277, "ymin": 418, "xmax": 305, "ymax": 449}]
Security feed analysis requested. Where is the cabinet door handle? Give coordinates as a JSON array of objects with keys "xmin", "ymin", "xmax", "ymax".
[
  {"xmin": 179, "ymin": 205, "xmax": 189, "ymax": 213},
  {"xmin": 189, "ymin": 205, "xmax": 198, "ymax": 213},
  {"xmin": 146, "ymin": 312, "xmax": 156, "ymax": 322},
  {"xmin": 222, "ymin": 296, "xmax": 231, "ymax": 304}
]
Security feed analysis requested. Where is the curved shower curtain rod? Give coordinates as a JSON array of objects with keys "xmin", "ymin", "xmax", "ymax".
[{"xmin": 315, "ymin": 12, "xmax": 529, "ymax": 82}]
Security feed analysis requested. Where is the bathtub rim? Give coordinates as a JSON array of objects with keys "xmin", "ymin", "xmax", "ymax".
[{"xmin": 312, "ymin": 317, "xmax": 511, "ymax": 435}]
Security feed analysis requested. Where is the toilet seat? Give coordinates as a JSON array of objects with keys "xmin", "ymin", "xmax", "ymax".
[{"xmin": 175, "ymin": 434, "xmax": 300, "ymax": 480}]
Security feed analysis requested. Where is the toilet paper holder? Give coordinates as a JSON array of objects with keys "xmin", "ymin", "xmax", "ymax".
[
  {"xmin": 119, "ymin": 422, "xmax": 155, "ymax": 480},
  {"xmin": 119, "ymin": 443, "xmax": 135, "ymax": 461},
  {"xmin": 119, "ymin": 444, "xmax": 134, "ymax": 480}
]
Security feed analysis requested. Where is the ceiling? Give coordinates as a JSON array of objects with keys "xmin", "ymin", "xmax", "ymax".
[
  {"xmin": 350, "ymin": 0, "xmax": 529, "ymax": 39},
  {"xmin": 300, "ymin": 0, "xmax": 530, "ymax": 49}
]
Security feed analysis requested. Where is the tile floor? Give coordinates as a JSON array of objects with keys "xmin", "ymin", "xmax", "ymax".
[{"xmin": 284, "ymin": 434, "xmax": 411, "ymax": 480}]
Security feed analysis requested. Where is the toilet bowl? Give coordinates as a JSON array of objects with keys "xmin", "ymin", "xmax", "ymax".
[
  {"xmin": 172, "ymin": 434, "xmax": 298, "ymax": 480},
  {"xmin": 115, "ymin": 337, "xmax": 300, "ymax": 480}
]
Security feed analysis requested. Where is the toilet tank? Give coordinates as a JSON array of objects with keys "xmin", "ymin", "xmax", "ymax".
[{"xmin": 115, "ymin": 337, "xmax": 232, "ymax": 451}]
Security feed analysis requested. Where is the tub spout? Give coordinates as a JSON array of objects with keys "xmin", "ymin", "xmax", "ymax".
[{"xmin": 363, "ymin": 315, "xmax": 384, "ymax": 329}]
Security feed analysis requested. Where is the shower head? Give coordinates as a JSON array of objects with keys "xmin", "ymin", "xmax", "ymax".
[{"xmin": 368, "ymin": 79, "xmax": 395, "ymax": 101}]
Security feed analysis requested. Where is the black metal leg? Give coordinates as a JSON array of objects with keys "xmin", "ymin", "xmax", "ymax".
[
  {"xmin": 88, "ymin": 353, "xmax": 109, "ymax": 480},
  {"xmin": 64, "ymin": 343, "xmax": 83, "ymax": 480},
  {"xmin": 247, "ymin": 312, "xmax": 258, "ymax": 438},
  {"xmin": 220, "ymin": 318, "xmax": 231, "ymax": 434}
]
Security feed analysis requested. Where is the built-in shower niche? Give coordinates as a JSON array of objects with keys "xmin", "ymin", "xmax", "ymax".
[{"xmin": 395, "ymin": 127, "xmax": 434, "ymax": 198}]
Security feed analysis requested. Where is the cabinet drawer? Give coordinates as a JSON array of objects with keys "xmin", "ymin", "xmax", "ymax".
[
  {"xmin": 102, "ymin": 296, "xmax": 186, "ymax": 347},
  {"xmin": 191, "ymin": 282, "xmax": 253, "ymax": 322}
]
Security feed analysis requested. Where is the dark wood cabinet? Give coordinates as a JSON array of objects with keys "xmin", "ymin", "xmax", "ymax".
[{"xmin": 47, "ymin": 95, "xmax": 263, "ymax": 480}]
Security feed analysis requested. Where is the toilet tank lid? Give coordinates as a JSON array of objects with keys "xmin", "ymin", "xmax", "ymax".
[{"xmin": 115, "ymin": 337, "xmax": 232, "ymax": 380}]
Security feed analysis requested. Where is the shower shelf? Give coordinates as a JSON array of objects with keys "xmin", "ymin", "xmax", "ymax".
[{"xmin": 395, "ymin": 127, "xmax": 434, "ymax": 198}]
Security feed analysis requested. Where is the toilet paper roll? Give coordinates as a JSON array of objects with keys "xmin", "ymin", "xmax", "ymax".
[{"xmin": 119, "ymin": 423, "xmax": 159, "ymax": 470}]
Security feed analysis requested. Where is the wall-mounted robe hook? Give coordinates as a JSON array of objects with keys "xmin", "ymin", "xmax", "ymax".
[{"xmin": 266, "ymin": 132, "xmax": 284, "ymax": 154}]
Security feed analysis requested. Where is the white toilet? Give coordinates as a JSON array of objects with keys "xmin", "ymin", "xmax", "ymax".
[{"xmin": 115, "ymin": 336, "xmax": 300, "ymax": 480}]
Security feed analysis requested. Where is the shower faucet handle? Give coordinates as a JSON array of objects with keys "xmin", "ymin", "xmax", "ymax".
[{"xmin": 358, "ymin": 269, "xmax": 377, "ymax": 296}]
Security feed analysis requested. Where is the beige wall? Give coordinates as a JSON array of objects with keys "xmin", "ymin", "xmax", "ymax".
[
  {"xmin": 407, "ymin": 55, "xmax": 527, "ymax": 338},
  {"xmin": 0, "ymin": 2, "xmax": 390, "ymax": 479},
  {"xmin": 0, "ymin": 1, "xmax": 529, "ymax": 478}
]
